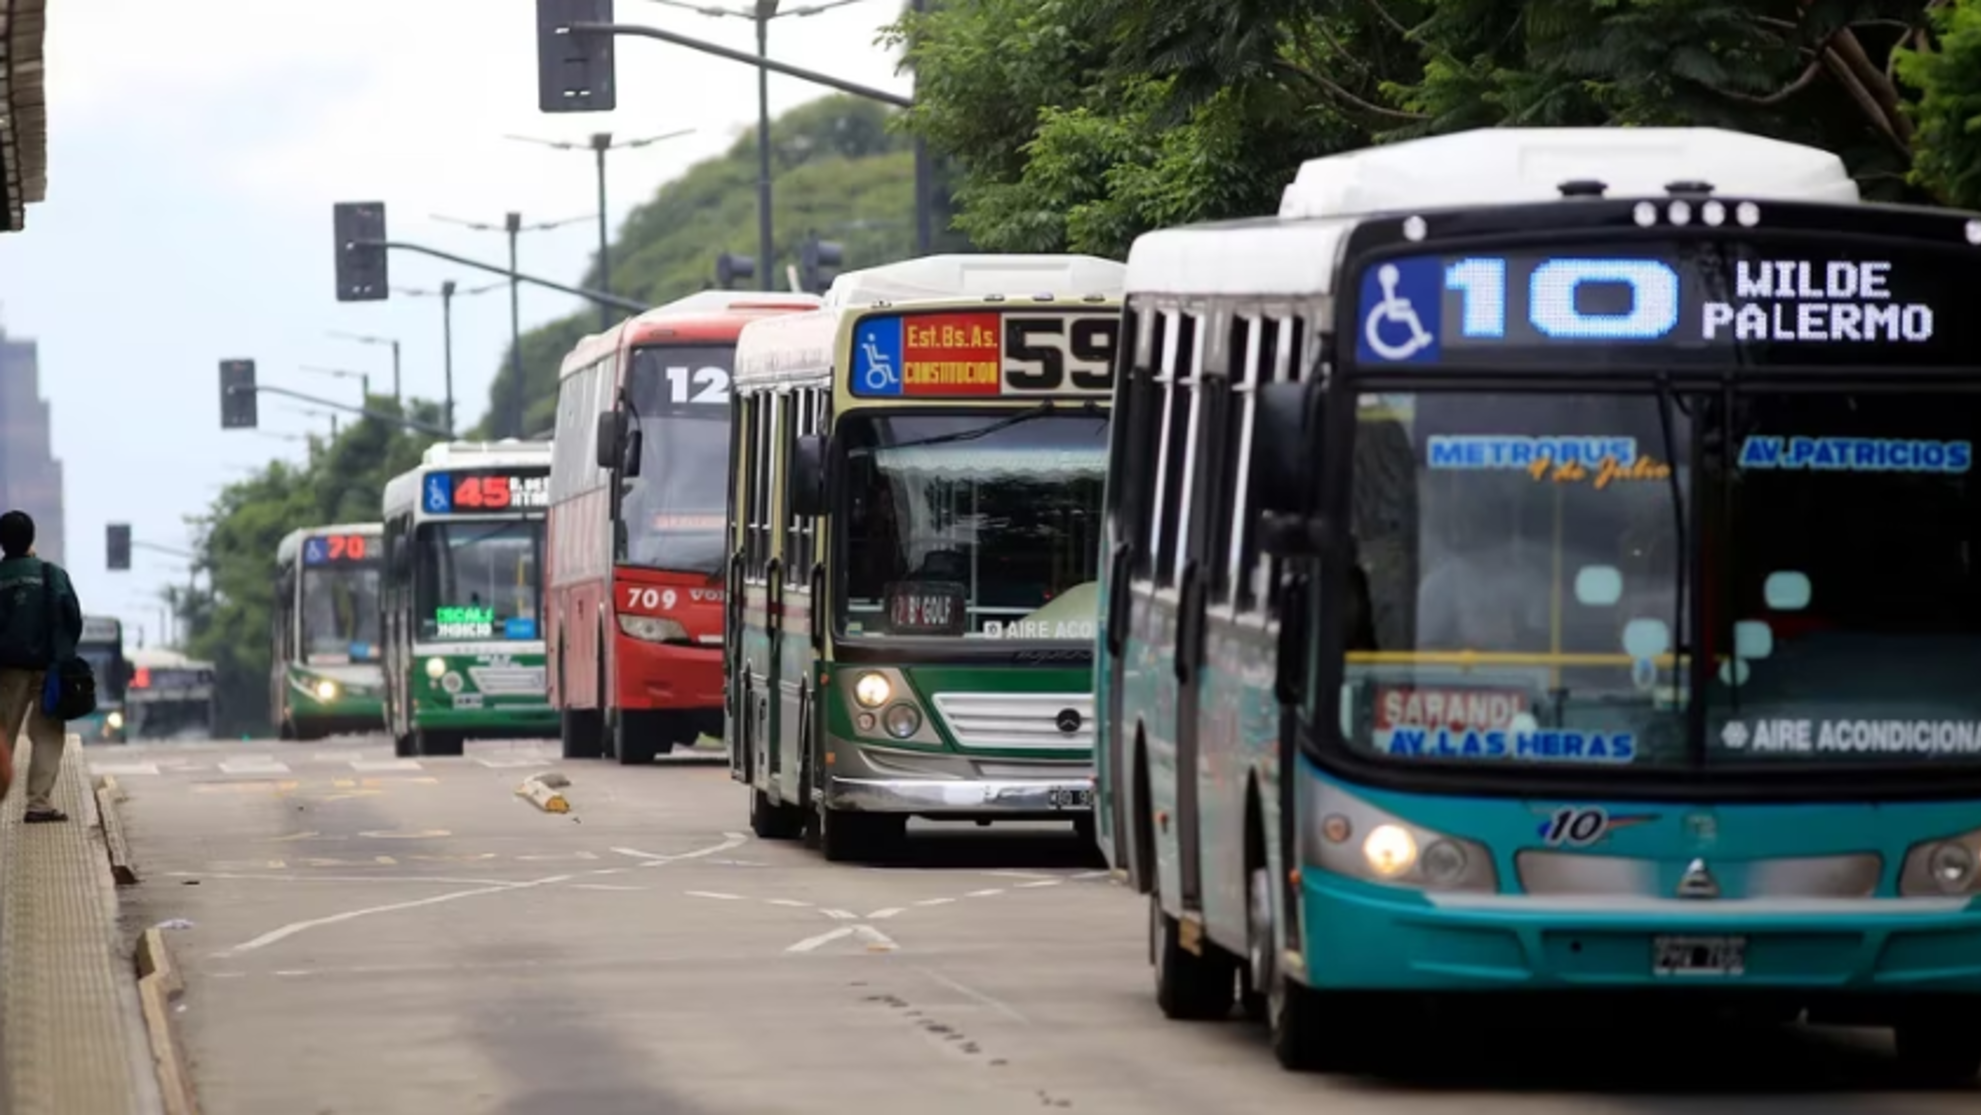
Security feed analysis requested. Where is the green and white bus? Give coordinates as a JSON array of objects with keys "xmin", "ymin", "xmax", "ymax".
[
  {"xmin": 272, "ymin": 523, "xmax": 386, "ymax": 740},
  {"xmin": 381, "ymin": 440, "xmax": 556, "ymax": 757},
  {"xmin": 127, "ymin": 647, "xmax": 217, "ymax": 740},
  {"xmin": 75, "ymin": 616, "xmax": 130, "ymax": 743},
  {"xmin": 729, "ymin": 254, "xmax": 1124, "ymax": 861}
]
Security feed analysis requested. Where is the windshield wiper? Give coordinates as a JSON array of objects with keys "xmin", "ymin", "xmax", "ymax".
[{"xmin": 858, "ymin": 400, "xmax": 1094, "ymax": 456}]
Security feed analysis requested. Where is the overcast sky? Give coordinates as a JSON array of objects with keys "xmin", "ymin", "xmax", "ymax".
[{"xmin": 0, "ymin": 0, "xmax": 913, "ymax": 647}]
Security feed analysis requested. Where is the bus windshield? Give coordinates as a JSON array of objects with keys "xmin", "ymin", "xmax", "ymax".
[
  {"xmin": 302, "ymin": 564, "xmax": 381, "ymax": 663},
  {"xmin": 78, "ymin": 644, "xmax": 124, "ymax": 701},
  {"xmin": 625, "ymin": 345, "xmax": 732, "ymax": 575},
  {"xmin": 838, "ymin": 409, "xmax": 1109, "ymax": 641},
  {"xmin": 415, "ymin": 520, "xmax": 544, "ymax": 643},
  {"xmin": 1344, "ymin": 392, "xmax": 1690, "ymax": 768},
  {"xmin": 1342, "ymin": 389, "xmax": 1981, "ymax": 774}
]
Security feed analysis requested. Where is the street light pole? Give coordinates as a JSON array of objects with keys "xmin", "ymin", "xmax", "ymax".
[
  {"xmin": 393, "ymin": 278, "xmax": 503, "ymax": 439},
  {"xmin": 910, "ymin": 0, "xmax": 932, "ymax": 255},
  {"xmin": 756, "ymin": 0, "xmax": 778, "ymax": 292},
  {"xmin": 327, "ymin": 331, "xmax": 403, "ymax": 404},
  {"xmin": 508, "ymin": 211, "xmax": 523, "ymax": 437}
]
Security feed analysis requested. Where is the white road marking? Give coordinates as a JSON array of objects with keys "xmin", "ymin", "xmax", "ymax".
[
  {"xmin": 350, "ymin": 758, "xmax": 423, "ymax": 772},
  {"xmin": 865, "ymin": 908, "xmax": 904, "ymax": 920},
  {"xmin": 214, "ymin": 833, "xmax": 745, "ymax": 957},
  {"xmin": 172, "ymin": 871, "xmax": 524, "ymax": 887},
  {"xmin": 474, "ymin": 756, "xmax": 553, "ymax": 769},
  {"xmin": 855, "ymin": 925, "xmax": 897, "ymax": 951},
  {"xmin": 983, "ymin": 870, "xmax": 1057, "ymax": 880},
  {"xmin": 765, "ymin": 898, "xmax": 813, "ymax": 908},
  {"xmin": 611, "ymin": 833, "xmax": 749, "ymax": 865},
  {"xmin": 685, "ymin": 891, "xmax": 746, "ymax": 901},
  {"xmin": 311, "ymin": 750, "xmax": 363, "ymax": 763},
  {"xmin": 572, "ymin": 884, "xmax": 644, "ymax": 892},
  {"xmin": 785, "ymin": 924, "xmax": 896, "ymax": 953},
  {"xmin": 912, "ymin": 897, "xmax": 956, "ymax": 907},
  {"xmin": 1017, "ymin": 880, "xmax": 1064, "ymax": 889},
  {"xmin": 786, "ymin": 927, "xmax": 852, "ymax": 953},
  {"xmin": 219, "ymin": 758, "xmax": 290, "ymax": 775},
  {"xmin": 917, "ymin": 967, "xmax": 1030, "ymax": 1023},
  {"xmin": 89, "ymin": 762, "xmax": 158, "ymax": 776},
  {"xmin": 1072, "ymin": 870, "xmax": 1110, "ymax": 879},
  {"xmin": 822, "ymin": 908, "xmax": 858, "ymax": 920},
  {"xmin": 965, "ymin": 889, "xmax": 1006, "ymax": 898}
]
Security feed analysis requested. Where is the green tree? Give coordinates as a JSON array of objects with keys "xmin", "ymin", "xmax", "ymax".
[
  {"xmin": 892, "ymin": 0, "xmax": 1961, "ymax": 260},
  {"xmin": 175, "ymin": 398, "xmax": 444, "ymax": 735},
  {"xmin": 475, "ymin": 94, "xmax": 972, "ymax": 438}
]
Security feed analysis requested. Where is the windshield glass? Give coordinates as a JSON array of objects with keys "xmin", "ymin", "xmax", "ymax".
[
  {"xmin": 78, "ymin": 644, "xmax": 124, "ymax": 700},
  {"xmin": 839, "ymin": 410, "xmax": 1109, "ymax": 641},
  {"xmin": 415, "ymin": 520, "xmax": 544, "ymax": 643},
  {"xmin": 1344, "ymin": 392, "xmax": 1690, "ymax": 769},
  {"xmin": 624, "ymin": 345, "xmax": 733, "ymax": 574},
  {"xmin": 301, "ymin": 565, "xmax": 381, "ymax": 662},
  {"xmin": 131, "ymin": 699, "xmax": 211, "ymax": 740},
  {"xmin": 1710, "ymin": 392, "xmax": 1981, "ymax": 765}
]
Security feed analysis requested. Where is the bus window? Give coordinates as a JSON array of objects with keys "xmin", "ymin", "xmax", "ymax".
[
  {"xmin": 302, "ymin": 557, "xmax": 382, "ymax": 663},
  {"xmin": 416, "ymin": 521, "xmax": 545, "ymax": 642},
  {"xmin": 624, "ymin": 346, "xmax": 734, "ymax": 575}
]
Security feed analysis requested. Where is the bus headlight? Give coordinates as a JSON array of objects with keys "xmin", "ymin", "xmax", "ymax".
[
  {"xmin": 853, "ymin": 672, "xmax": 891, "ymax": 708},
  {"xmin": 1306, "ymin": 782, "xmax": 1496, "ymax": 893},
  {"xmin": 105, "ymin": 711, "xmax": 124, "ymax": 730},
  {"xmin": 425, "ymin": 657, "xmax": 447, "ymax": 680},
  {"xmin": 1901, "ymin": 828, "xmax": 1981, "ymax": 895},
  {"xmin": 882, "ymin": 703, "xmax": 922, "ymax": 740},
  {"xmin": 618, "ymin": 614, "xmax": 688, "ymax": 644},
  {"xmin": 314, "ymin": 679, "xmax": 340, "ymax": 701}
]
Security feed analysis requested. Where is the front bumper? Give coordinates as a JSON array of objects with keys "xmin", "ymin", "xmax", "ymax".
[{"xmin": 826, "ymin": 774, "xmax": 1093, "ymax": 817}]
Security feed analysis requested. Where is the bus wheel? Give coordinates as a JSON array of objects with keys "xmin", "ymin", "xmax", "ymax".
[
  {"xmin": 612, "ymin": 710, "xmax": 664, "ymax": 765},
  {"xmin": 560, "ymin": 710, "xmax": 603, "ymax": 760},
  {"xmin": 415, "ymin": 729, "xmax": 463, "ymax": 757},
  {"xmin": 1894, "ymin": 1020, "xmax": 1981, "ymax": 1084},
  {"xmin": 819, "ymin": 808, "xmax": 902, "ymax": 864},
  {"xmin": 392, "ymin": 733, "xmax": 415, "ymax": 759},
  {"xmin": 1241, "ymin": 867, "xmax": 1272, "ymax": 1022},
  {"xmin": 750, "ymin": 789, "xmax": 803, "ymax": 840},
  {"xmin": 1150, "ymin": 891, "xmax": 1236, "ymax": 1021}
]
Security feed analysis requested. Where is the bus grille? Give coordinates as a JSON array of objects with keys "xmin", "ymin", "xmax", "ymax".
[
  {"xmin": 468, "ymin": 666, "xmax": 546, "ymax": 697},
  {"xmin": 929, "ymin": 692, "xmax": 1095, "ymax": 751}
]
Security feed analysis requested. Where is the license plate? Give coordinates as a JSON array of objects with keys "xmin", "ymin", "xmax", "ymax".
[
  {"xmin": 1047, "ymin": 787, "xmax": 1092, "ymax": 810},
  {"xmin": 1652, "ymin": 935, "xmax": 1746, "ymax": 977},
  {"xmin": 453, "ymin": 693, "xmax": 484, "ymax": 710}
]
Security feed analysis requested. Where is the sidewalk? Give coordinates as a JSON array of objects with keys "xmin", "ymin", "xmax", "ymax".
[{"xmin": 0, "ymin": 735, "xmax": 161, "ymax": 1114}]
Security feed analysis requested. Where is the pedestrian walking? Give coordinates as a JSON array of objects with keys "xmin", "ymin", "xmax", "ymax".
[{"xmin": 0, "ymin": 511, "xmax": 82, "ymax": 821}]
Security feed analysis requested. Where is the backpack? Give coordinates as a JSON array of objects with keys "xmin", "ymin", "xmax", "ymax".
[{"xmin": 37, "ymin": 566, "xmax": 94, "ymax": 721}]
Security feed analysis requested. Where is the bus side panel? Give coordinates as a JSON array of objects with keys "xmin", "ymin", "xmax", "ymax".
[
  {"xmin": 1196, "ymin": 613, "xmax": 1278, "ymax": 954},
  {"xmin": 1126, "ymin": 583, "xmax": 1185, "ymax": 913}
]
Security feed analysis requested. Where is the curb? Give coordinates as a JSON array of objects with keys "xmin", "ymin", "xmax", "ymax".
[
  {"xmin": 94, "ymin": 774, "xmax": 138, "ymax": 886},
  {"xmin": 516, "ymin": 771, "xmax": 571, "ymax": 814},
  {"xmin": 135, "ymin": 928, "xmax": 200, "ymax": 1115}
]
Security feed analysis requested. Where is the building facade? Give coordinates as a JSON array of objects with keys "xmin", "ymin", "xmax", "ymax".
[{"xmin": 0, "ymin": 326, "xmax": 62, "ymax": 563}]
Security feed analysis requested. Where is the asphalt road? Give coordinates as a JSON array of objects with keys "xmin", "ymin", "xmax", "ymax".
[{"xmin": 98, "ymin": 737, "xmax": 1977, "ymax": 1115}]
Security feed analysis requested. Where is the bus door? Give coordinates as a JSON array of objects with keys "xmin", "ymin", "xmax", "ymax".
[
  {"xmin": 1171, "ymin": 328, "xmax": 1230, "ymax": 913},
  {"xmin": 1101, "ymin": 310, "xmax": 1156, "ymax": 871},
  {"xmin": 765, "ymin": 391, "xmax": 792, "ymax": 784}
]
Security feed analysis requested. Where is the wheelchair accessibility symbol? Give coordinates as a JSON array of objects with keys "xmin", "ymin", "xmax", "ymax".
[
  {"xmin": 853, "ymin": 320, "xmax": 905, "ymax": 396},
  {"xmin": 1356, "ymin": 258, "xmax": 1442, "ymax": 365}
]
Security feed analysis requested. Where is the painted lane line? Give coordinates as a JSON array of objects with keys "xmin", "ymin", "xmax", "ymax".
[
  {"xmin": 213, "ymin": 833, "xmax": 745, "ymax": 957},
  {"xmin": 89, "ymin": 762, "xmax": 159, "ymax": 776},
  {"xmin": 865, "ymin": 908, "xmax": 905, "ymax": 920},
  {"xmin": 1017, "ymin": 880, "xmax": 1065, "ymax": 889},
  {"xmin": 475, "ymin": 756, "xmax": 554, "ymax": 769},
  {"xmin": 822, "ymin": 909, "xmax": 859, "ymax": 920},
  {"xmin": 573, "ymin": 884, "xmax": 644, "ymax": 892},
  {"xmin": 174, "ymin": 871, "xmax": 533, "ymax": 887},
  {"xmin": 612, "ymin": 832, "xmax": 750, "ymax": 865},
  {"xmin": 311, "ymin": 750, "xmax": 363, "ymax": 763},
  {"xmin": 912, "ymin": 897, "xmax": 956, "ymax": 907},
  {"xmin": 786, "ymin": 924, "xmax": 896, "ymax": 953},
  {"xmin": 983, "ymin": 870, "xmax": 1057, "ymax": 880},
  {"xmin": 787, "ymin": 927, "xmax": 853, "ymax": 953},
  {"xmin": 917, "ymin": 966, "xmax": 1031, "ymax": 1023},
  {"xmin": 219, "ymin": 759, "xmax": 290, "ymax": 775},
  {"xmin": 855, "ymin": 925, "xmax": 897, "ymax": 951},
  {"xmin": 685, "ymin": 891, "xmax": 746, "ymax": 901},
  {"xmin": 965, "ymin": 889, "xmax": 1006, "ymax": 898},
  {"xmin": 765, "ymin": 898, "xmax": 814, "ymax": 908},
  {"xmin": 350, "ymin": 758, "xmax": 423, "ymax": 772}
]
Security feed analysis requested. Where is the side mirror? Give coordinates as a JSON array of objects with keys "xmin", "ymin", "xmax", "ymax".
[
  {"xmin": 622, "ymin": 426, "xmax": 643, "ymax": 479},
  {"xmin": 789, "ymin": 434, "xmax": 829, "ymax": 518},
  {"xmin": 1254, "ymin": 381, "xmax": 1319, "ymax": 514},
  {"xmin": 594, "ymin": 410, "xmax": 628, "ymax": 469}
]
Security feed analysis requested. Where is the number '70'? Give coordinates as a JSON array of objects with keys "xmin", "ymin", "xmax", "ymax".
[{"xmin": 1443, "ymin": 257, "xmax": 1683, "ymax": 341}]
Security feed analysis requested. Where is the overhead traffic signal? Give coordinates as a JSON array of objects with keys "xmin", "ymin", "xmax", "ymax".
[
  {"xmin": 219, "ymin": 359, "xmax": 258, "ymax": 429},
  {"xmin": 333, "ymin": 201, "xmax": 389, "ymax": 302},
  {"xmin": 799, "ymin": 236, "xmax": 844, "ymax": 295},
  {"xmin": 106, "ymin": 524, "xmax": 130, "ymax": 571},
  {"xmin": 716, "ymin": 252, "xmax": 756, "ymax": 290},
  {"xmin": 536, "ymin": 0, "xmax": 617, "ymax": 113}
]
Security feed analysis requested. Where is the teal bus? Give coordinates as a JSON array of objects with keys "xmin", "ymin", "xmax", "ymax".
[
  {"xmin": 272, "ymin": 524, "xmax": 386, "ymax": 740},
  {"xmin": 729, "ymin": 254, "xmax": 1124, "ymax": 861},
  {"xmin": 381, "ymin": 440, "xmax": 556, "ymax": 756},
  {"xmin": 1098, "ymin": 126, "xmax": 1981, "ymax": 1081},
  {"xmin": 75, "ymin": 616, "xmax": 129, "ymax": 743}
]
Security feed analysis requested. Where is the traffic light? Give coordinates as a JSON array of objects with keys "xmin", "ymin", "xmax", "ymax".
[
  {"xmin": 219, "ymin": 359, "xmax": 258, "ymax": 429},
  {"xmin": 716, "ymin": 252, "xmax": 755, "ymax": 290},
  {"xmin": 106, "ymin": 525, "xmax": 130, "ymax": 572},
  {"xmin": 799, "ymin": 236, "xmax": 844, "ymax": 294},
  {"xmin": 333, "ymin": 201, "xmax": 389, "ymax": 302},
  {"xmin": 536, "ymin": 0, "xmax": 617, "ymax": 113}
]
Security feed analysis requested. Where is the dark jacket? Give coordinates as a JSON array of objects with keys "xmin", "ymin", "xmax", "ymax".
[{"xmin": 0, "ymin": 557, "xmax": 81, "ymax": 670}]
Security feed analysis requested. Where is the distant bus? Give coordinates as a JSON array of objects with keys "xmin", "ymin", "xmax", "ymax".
[
  {"xmin": 272, "ymin": 523, "xmax": 386, "ymax": 740},
  {"xmin": 74, "ymin": 615, "xmax": 129, "ymax": 743},
  {"xmin": 126, "ymin": 648, "xmax": 216, "ymax": 740},
  {"xmin": 381, "ymin": 440, "xmax": 556, "ymax": 756},
  {"xmin": 548, "ymin": 290, "xmax": 821, "ymax": 764}
]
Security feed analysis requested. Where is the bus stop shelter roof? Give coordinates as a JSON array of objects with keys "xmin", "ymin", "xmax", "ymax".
[{"xmin": 0, "ymin": 0, "xmax": 46, "ymax": 232}]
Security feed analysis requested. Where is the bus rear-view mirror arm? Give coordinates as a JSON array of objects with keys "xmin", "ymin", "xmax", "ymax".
[
  {"xmin": 595, "ymin": 410, "xmax": 628, "ymax": 469},
  {"xmin": 1255, "ymin": 380, "xmax": 1325, "ymax": 557}
]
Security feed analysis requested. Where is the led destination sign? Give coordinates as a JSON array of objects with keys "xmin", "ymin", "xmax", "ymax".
[
  {"xmin": 301, "ymin": 533, "xmax": 376, "ymax": 565},
  {"xmin": 421, "ymin": 468, "xmax": 550, "ymax": 515},
  {"xmin": 1352, "ymin": 239, "xmax": 1981, "ymax": 370},
  {"xmin": 851, "ymin": 310, "xmax": 1120, "ymax": 398}
]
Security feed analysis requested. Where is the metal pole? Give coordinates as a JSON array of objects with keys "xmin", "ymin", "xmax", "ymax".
[
  {"xmin": 756, "ymin": 6, "xmax": 775, "ymax": 292},
  {"xmin": 594, "ymin": 133, "xmax": 613, "ymax": 331},
  {"xmin": 442, "ymin": 280, "xmax": 457, "ymax": 437},
  {"xmin": 911, "ymin": 0, "xmax": 932, "ymax": 256},
  {"xmin": 391, "ymin": 340, "xmax": 402, "ymax": 404},
  {"xmin": 507, "ymin": 211, "xmax": 524, "ymax": 438},
  {"xmin": 362, "ymin": 374, "xmax": 371, "ymax": 404}
]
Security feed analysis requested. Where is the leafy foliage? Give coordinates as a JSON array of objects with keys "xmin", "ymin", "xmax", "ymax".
[
  {"xmin": 476, "ymin": 95, "xmax": 973, "ymax": 437},
  {"xmin": 894, "ymin": 0, "xmax": 1965, "ymax": 259}
]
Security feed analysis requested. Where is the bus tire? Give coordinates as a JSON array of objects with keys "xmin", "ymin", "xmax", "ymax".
[
  {"xmin": 1150, "ymin": 891, "xmax": 1236, "ymax": 1021},
  {"xmin": 750, "ymin": 789, "xmax": 803, "ymax": 840},
  {"xmin": 819, "ymin": 808, "xmax": 902, "ymax": 864},
  {"xmin": 415, "ymin": 729, "xmax": 463, "ymax": 757},
  {"xmin": 560, "ymin": 710, "xmax": 603, "ymax": 760},
  {"xmin": 393, "ymin": 733, "xmax": 415, "ymax": 759},
  {"xmin": 1894, "ymin": 1020, "xmax": 1981, "ymax": 1084},
  {"xmin": 612, "ymin": 710, "xmax": 664, "ymax": 765}
]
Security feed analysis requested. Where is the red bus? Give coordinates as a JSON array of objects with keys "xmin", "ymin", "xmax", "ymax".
[{"xmin": 547, "ymin": 290, "xmax": 822, "ymax": 762}]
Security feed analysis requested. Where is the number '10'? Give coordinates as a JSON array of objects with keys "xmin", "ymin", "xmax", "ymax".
[{"xmin": 1445, "ymin": 258, "xmax": 1682, "ymax": 340}]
